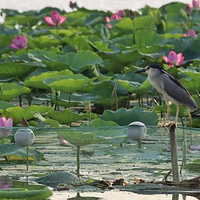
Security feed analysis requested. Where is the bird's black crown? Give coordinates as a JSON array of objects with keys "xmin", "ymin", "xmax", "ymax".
[{"xmin": 148, "ymin": 64, "xmax": 165, "ymax": 71}]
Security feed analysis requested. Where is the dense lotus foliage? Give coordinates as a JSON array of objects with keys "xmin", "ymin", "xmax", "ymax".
[{"xmin": 0, "ymin": 1, "xmax": 199, "ymax": 129}]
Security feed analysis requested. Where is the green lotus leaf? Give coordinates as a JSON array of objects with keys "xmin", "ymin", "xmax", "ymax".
[
  {"xmin": 50, "ymin": 29, "xmax": 77, "ymax": 37},
  {"xmin": 5, "ymin": 15, "xmax": 39, "ymax": 27},
  {"xmin": 134, "ymin": 15, "xmax": 156, "ymax": 30},
  {"xmin": 0, "ymin": 62, "xmax": 37, "ymax": 79},
  {"xmin": 117, "ymin": 80, "xmax": 141, "ymax": 94},
  {"xmin": 58, "ymin": 92, "xmax": 99, "ymax": 103},
  {"xmin": 154, "ymin": 104, "xmax": 188, "ymax": 118},
  {"xmin": 103, "ymin": 49, "xmax": 143, "ymax": 65},
  {"xmin": 46, "ymin": 108, "xmax": 88, "ymax": 125},
  {"xmin": 0, "ymin": 24, "xmax": 19, "ymax": 36},
  {"xmin": 43, "ymin": 74, "xmax": 93, "ymax": 94},
  {"xmin": 89, "ymin": 41, "xmax": 112, "ymax": 52},
  {"xmin": 63, "ymin": 36, "xmax": 92, "ymax": 51},
  {"xmin": 135, "ymin": 30, "xmax": 168, "ymax": 46},
  {"xmin": 137, "ymin": 44, "xmax": 174, "ymax": 59},
  {"xmin": 56, "ymin": 129, "xmax": 103, "ymax": 147},
  {"xmin": 28, "ymin": 36, "xmax": 62, "ymax": 49},
  {"xmin": 0, "ymin": 82, "xmax": 31, "ymax": 101},
  {"xmin": 45, "ymin": 60, "xmax": 69, "ymax": 71},
  {"xmin": 82, "ymin": 118, "xmax": 119, "ymax": 127},
  {"xmin": 29, "ymin": 49, "xmax": 59, "ymax": 61},
  {"xmin": 186, "ymin": 118, "xmax": 200, "ymax": 128},
  {"xmin": 101, "ymin": 107, "xmax": 158, "ymax": 125},
  {"xmin": 0, "ymin": 101, "xmax": 15, "ymax": 110},
  {"xmin": 25, "ymin": 69, "xmax": 73, "ymax": 89},
  {"xmin": 117, "ymin": 70, "xmax": 152, "ymax": 95},
  {"xmin": 66, "ymin": 11, "xmax": 90, "ymax": 26},
  {"xmin": 3, "ymin": 105, "xmax": 53, "ymax": 125},
  {"xmin": 163, "ymin": 2, "xmax": 188, "ymax": 23},
  {"xmin": 179, "ymin": 71, "xmax": 200, "ymax": 93},
  {"xmin": 53, "ymin": 50, "xmax": 103, "ymax": 72},
  {"xmin": 110, "ymin": 34, "xmax": 134, "ymax": 47},
  {"xmin": 168, "ymin": 37, "xmax": 200, "ymax": 61},
  {"xmin": 0, "ymin": 144, "xmax": 43, "ymax": 162}
]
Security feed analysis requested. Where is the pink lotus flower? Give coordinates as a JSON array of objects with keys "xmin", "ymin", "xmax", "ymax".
[
  {"xmin": 192, "ymin": 0, "xmax": 199, "ymax": 8},
  {"xmin": 116, "ymin": 10, "xmax": 126, "ymax": 18},
  {"xmin": 9, "ymin": 36, "xmax": 27, "ymax": 50},
  {"xmin": 189, "ymin": 144, "xmax": 200, "ymax": 151},
  {"xmin": 110, "ymin": 14, "xmax": 121, "ymax": 20},
  {"xmin": 44, "ymin": 11, "xmax": 66, "ymax": 27},
  {"xmin": 0, "ymin": 117, "xmax": 13, "ymax": 139},
  {"xmin": 182, "ymin": 29, "xmax": 197, "ymax": 37},
  {"xmin": 163, "ymin": 51, "xmax": 184, "ymax": 68},
  {"xmin": 106, "ymin": 17, "xmax": 112, "ymax": 28}
]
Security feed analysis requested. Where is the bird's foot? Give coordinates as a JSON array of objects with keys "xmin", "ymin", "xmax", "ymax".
[
  {"xmin": 156, "ymin": 121, "xmax": 177, "ymax": 136},
  {"xmin": 165, "ymin": 121, "xmax": 177, "ymax": 128}
]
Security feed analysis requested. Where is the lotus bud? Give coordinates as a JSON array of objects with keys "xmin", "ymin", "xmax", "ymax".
[
  {"xmin": 186, "ymin": 4, "xmax": 192, "ymax": 16},
  {"xmin": 129, "ymin": 10, "xmax": 135, "ymax": 19},
  {"xmin": 14, "ymin": 128, "xmax": 35, "ymax": 147},
  {"xmin": 127, "ymin": 121, "xmax": 147, "ymax": 141}
]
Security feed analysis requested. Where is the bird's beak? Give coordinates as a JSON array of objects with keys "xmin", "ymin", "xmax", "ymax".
[{"xmin": 135, "ymin": 68, "xmax": 146, "ymax": 73}]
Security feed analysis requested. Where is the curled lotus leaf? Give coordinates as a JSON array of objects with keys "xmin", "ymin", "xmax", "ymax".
[
  {"xmin": 0, "ymin": 83, "xmax": 31, "ymax": 101},
  {"xmin": 25, "ymin": 69, "xmax": 73, "ymax": 89},
  {"xmin": 43, "ymin": 74, "xmax": 94, "ymax": 94}
]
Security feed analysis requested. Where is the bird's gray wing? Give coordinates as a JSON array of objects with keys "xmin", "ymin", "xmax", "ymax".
[{"xmin": 161, "ymin": 73, "xmax": 197, "ymax": 110}]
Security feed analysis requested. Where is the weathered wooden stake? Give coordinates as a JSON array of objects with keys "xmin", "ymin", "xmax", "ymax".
[{"xmin": 169, "ymin": 124, "xmax": 179, "ymax": 183}]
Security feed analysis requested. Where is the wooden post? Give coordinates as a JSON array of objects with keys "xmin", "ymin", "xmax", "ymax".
[{"xmin": 169, "ymin": 124, "xmax": 179, "ymax": 183}]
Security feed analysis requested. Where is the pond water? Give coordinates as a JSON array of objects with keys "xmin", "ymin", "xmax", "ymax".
[{"xmin": 0, "ymin": 126, "xmax": 200, "ymax": 199}]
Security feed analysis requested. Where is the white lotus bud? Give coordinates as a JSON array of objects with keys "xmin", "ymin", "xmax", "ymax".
[
  {"xmin": 127, "ymin": 121, "xmax": 147, "ymax": 141},
  {"xmin": 14, "ymin": 128, "xmax": 35, "ymax": 147}
]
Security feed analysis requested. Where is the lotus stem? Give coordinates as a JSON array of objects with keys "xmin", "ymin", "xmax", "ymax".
[
  {"xmin": 56, "ymin": 25, "xmax": 59, "ymax": 36},
  {"xmin": 77, "ymin": 146, "xmax": 80, "ymax": 178},
  {"xmin": 55, "ymin": 90, "xmax": 60, "ymax": 111},
  {"xmin": 131, "ymin": 19, "xmax": 135, "ymax": 44},
  {"xmin": 19, "ymin": 95, "xmax": 22, "ymax": 107},
  {"xmin": 138, "ymin": 141, "xmax": 142, "ymax": 149},
  {"xmin": 68, "ymin": 93, "xmax": 72, "ymax": 107},
  {"xmin": 111, "ymin": 80, "xmax": 118, "ymax": 110}
]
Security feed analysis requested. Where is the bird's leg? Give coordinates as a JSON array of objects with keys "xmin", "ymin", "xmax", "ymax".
[
  {"xmin": 164, "ymin": 101, "xmax": 171, "ymax": 126},
  {"xmin": 174, "ymin": 105, "xmax": 179, "ymax": 127},
  {"xmin": 165, "ymin": 105, "xmax": 179, "ymax": 129},
  {"xmin": 158, "ymin": 101, "xmax": 170, "ymax": 135}
]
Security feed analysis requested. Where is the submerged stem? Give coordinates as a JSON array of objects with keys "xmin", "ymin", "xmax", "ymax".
[{"xmin": 26, "ymin": 146, "xmax": 29, "ymax": 180}]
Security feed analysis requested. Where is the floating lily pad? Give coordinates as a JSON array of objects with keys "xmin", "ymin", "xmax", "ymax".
[
  {"xmin": 0, "ymin": 144, "xmax": 43, "ymax": 162},
  {"xmin": 36, "ymin": 171, "xmax": 78, "ymax": 188}
]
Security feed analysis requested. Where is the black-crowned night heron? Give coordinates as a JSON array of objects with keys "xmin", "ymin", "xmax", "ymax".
[{"xmin": 135, "ymin": 64, "xmax": 198, "ymax": 127}]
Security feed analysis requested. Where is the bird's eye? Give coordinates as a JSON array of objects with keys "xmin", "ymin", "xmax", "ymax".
[{"xmin": 146, "ymin": 66, "xmax": 150, "ymax": 70}]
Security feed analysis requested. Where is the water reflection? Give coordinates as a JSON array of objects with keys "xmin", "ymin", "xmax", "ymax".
[
  {"xmin": 68, "ymin": 193, "xmax": 100, "ymax": 200},
  {"xmin": 0, "ymin": 176, "xmax": 12, "ymax": 189}
]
